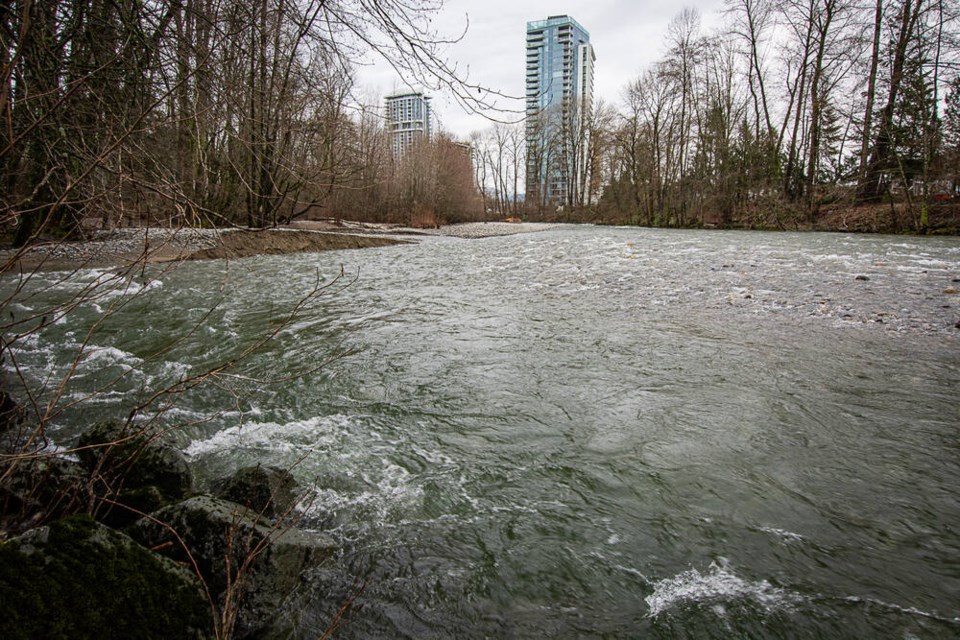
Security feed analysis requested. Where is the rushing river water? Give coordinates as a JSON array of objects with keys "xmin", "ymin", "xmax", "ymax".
[{"xmin": 5, "ymin": 227, "xmax": 960, "ymax": 638}]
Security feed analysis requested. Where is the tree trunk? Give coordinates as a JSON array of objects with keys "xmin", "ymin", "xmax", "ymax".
[
  {"xmin": 783, "ymin": 0, "xmax": 815, "ymax": 200},
  {"xmin": 806, "ymin": 0, "xmax": 836, "ymax": 221},
  {"xmin": 856, "ymin": 0, "xmax": 883, "ymax": 193},
  {"xmin": 858, "ymin": 0, "xmax": 924, "ymax": 202}
]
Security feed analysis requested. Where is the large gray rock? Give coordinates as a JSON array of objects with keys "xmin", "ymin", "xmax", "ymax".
[
  {"xmin": 76, "ymin": 421, "xmax": 193, "ymax": 526},
  {"xmin": 131, "ymin": 495, "xmax": 336, "ymax": 638},
  {"xmin": 214, "ymin": 464, "xmax": 300, "ymax": 519},
  {"xmin": 0, "ymin": 515, "xmax": 212, "ymax": 639}
]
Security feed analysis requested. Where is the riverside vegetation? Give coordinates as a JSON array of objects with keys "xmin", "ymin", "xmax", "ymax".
[{"xmin": 2, "ymin": 1, "xmax": 960, "ymax": 241}]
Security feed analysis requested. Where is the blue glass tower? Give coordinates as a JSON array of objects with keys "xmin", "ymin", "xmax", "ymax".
[{"xmin": 525, "ymin": 15, "xmax": 595, "ymax": 207}]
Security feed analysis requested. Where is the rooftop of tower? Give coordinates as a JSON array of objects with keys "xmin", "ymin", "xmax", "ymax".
[{"xmin": 526, "ymin": 15, "xmax": 590, "ymax": 37}]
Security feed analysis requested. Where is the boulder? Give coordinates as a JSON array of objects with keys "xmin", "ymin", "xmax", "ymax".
[
  {"xmin": 214, "ymin": 464, "xmax": 299, "ymax": 519},
  {"xmin": 0, "ymin": 394, "xmax": 38, "ymax": 458},
  {"xmin": 0, "ymin": 515, "xmax": 212, "ymax": 639},
  {"xmin": 131, "ymin": 495, "xmax": 336, "ymax": 638},
  {"xmin": 76, "ymin": 420, "xmax": 133, "ymax": 469},
  {"xmin": 0, "ymin": 391, "xmax": 24, "ymax": 435},
  {"xmin": 0, "ymin": 455, "xmax": 88, "ymax": 535},
  {"xmin": 123, "ymin": 444, "xmax": 193, "ymax": 499},
  {"xmin": 76, "ymin": 421, "xmax": 193, "ymax": 526}
]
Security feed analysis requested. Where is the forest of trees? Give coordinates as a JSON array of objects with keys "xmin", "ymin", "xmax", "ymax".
[
  {"xmin": 4, "ymin": 0, "xmax": 960, "ymax": 242},
  {"xmin": 471, "ymin": 0, "xmax": 960, "ymax": 232},
  {"xmin": 0, "ymin": 0, "xmax": 485, "ymax": 248}
]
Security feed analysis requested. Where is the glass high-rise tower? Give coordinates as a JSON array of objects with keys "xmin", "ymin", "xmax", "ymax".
[{"xmin": 525, "ymin": 15, "xmax": 595, "ymax": 207}]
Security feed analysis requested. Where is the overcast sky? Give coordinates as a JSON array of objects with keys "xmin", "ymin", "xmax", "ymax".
[{"xmin": 353, "ymin": 0, "xmax": 728, "ymax": 138}]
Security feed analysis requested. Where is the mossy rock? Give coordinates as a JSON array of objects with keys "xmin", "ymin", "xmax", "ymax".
[
  {"xmin": 122, "ymin": 444, "xmax": 193, "ymax": 499},
  {"xmin": 214, "ymin": 464, "xmax": 299, "ymax": 519},
  {"xmin": 132, "ymin": 495, "xmax": 337, "ymax": 638},
  {"xmin": 0, "ymin": 515, "xmax": 212, "ymax": 639},
  {"xmin": 77, "ymin": 421, "xmax": 193, "ymax": 506},
  {"xmin": 0, "ymin": 391, "xmax": 24, "ymax": 435},
  {"xmin": 95, "ymin": 485, "xmax": 172, "ymax": 530},
  {"xmin": 0, "ymin": 456, "xmax": 88, "ymax": 536},
  {"xmin": 75, "ymin": 420, "xmax": 143, "ymax": 469}
]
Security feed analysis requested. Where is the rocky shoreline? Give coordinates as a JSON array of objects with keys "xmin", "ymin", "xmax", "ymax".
[
  {"xmin": 0, "ymin": 222, "xmax": 562, "ymax": 273},
  {"xmin": 0, "ymin": 227, "xmax": 404, "ymax": 272},
  {"xmin": 1, "ymin": 416, "xmax": 334, "ymax": 639}
]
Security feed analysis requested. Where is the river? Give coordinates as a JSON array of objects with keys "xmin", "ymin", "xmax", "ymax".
[{"xmin": 5, "ymin": 226, "xmax": 960, "ymax": 638}]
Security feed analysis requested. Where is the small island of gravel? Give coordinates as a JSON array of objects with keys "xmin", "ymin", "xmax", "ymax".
[{"xmin": 0, "ymin": 221, "xmax": 563, "ymax": 273}]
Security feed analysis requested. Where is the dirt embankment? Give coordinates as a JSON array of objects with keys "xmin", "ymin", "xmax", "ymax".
[
  {"xmin": 0, "ymin": 228, "xmax": 409, "ymax": 273},
  {"xmin": 812, "ymin": 201, "xmax": 960, "ymax": 234},
  {"xmin": 185, "ymin": 229, "xmax": 406, "ymax": 261}
]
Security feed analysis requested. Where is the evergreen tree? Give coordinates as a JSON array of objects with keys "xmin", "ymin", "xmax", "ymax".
[
  {"xmin": 889, "ymin": 52, "xmax": 940, "ymax": 194},
  {"xmin": 944, "ymin": 75, "xmax": 960, "ymax": 193}
]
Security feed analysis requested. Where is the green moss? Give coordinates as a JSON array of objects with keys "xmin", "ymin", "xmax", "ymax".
[
  {"xmin": 217, "ymin": 465, "xmax": 298, "ymax": 519},
  {"xmin": 0, "ymin": 515, "xmax": 212, "ymax": 640}
]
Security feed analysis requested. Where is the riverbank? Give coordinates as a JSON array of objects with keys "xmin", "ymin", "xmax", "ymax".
[
  {"xmin": 0, "ymin": 228, "xmax": 408, "ymax": 273},
  {"xmin": 4, "ymin": 211, "xmax": 955, "ymax": 275},
  {"xmin": 1, "ymin": 416, "xmax": 336, "ymax": 638},
  {"xmin": 0, "ymin": 222, "xmax": 564, "ymax": 273},
  {"xmin": 287, "ymin": 219, "xmax": 562, "ymax": 239}
]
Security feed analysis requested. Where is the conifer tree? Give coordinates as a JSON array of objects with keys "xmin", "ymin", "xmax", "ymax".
[{"xmin": 943, "ymin": 75, "xmax": 960, "ymax": 193}]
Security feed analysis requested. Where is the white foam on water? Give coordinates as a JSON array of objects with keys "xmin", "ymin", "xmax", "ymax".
[
  {"xmin": 912, "ymin": 258, "xmax": 953, "ymax": 269},
  {"xmin": 6, "ymin": 302, "xmax": 34, "ymax": 317},
  {"xmin": 30, "ymin": 268, "xmax": 121, "ymax": 301},
  {"xmin": 47, "ymin": 267, "xmax": 114, "ymax": 289},
  {"xmin": 91, "ymin": 276, "xmax": 164, "ymax": 304},
  {"xmin": 836, "ymin": 596, "xmax": 960, "ymax": 625},
  {"xmin": 158, "ymin": 360, "xmax": 192, "ymax": 379},
  {"xmin": 758, "ymin": 527, "xmax": 805, "ymax": 543},
  {"xmin": 374, "ymin": 463, "xmax": 423, "ymax": 510},
  {"xmin": 611, "ymin": 562, "xmax": 649, "ymax": 582},
  {"xmin": 5, "ymin": 332, "xmax": 60, "ymax": 378},
  {"xmin": 141, "ymin": 360, "xmax": 193, "ymax": 390},
  {"xmin": 81, "ymin": 345, "xmax": 143, "ymax": 369},
  {"xmin": 184, "ymin": 414, "xmax": 347, "ymax": 456},
  {"xmin": 8, "ymin": 332, "xmax": 41, "ymax": 351},
  {"xmin": 61, "ymin": 389, "xmax": 129, "ymax": 406},
  {"xmin": 645, "ymin": 562, "xmax": 802, "ymax": 618},
  {"xmin": 297, "ymin": 462, "xmax": 425, "ymax": 525},
  {"xmin": 153, "ymin": 405, "xmax": 216, "ymax": 424}
]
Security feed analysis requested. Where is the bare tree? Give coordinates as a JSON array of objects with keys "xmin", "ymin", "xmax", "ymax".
[
  {"xmin": 664, "ymin": 8, "xmax": 706, "ymax": 225},
  {"xmin": 857, "ymin": 0, "xmax": 886, "ymax": 193},
  {"xmin": 727, "ymin": 0, "xmax": 776, "ymax": 140},
  {"xmin": 584, "ymin": 100, "xmax": 617, "ymax": 211}
]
